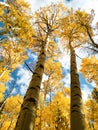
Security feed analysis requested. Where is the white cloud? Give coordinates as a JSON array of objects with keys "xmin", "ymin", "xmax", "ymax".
[
  {"xmin": 42, "ymin": 74, "xmax": 48, "ymax": 82},
  {"xmin": 0, "ymin": 1, "xmax": 9, "ymax": 6},
  {"xmin": 59, "ymin": 53, "xmax": 70, "ymax": 70},
  {"xmin": 20, "ymin": 85, "xmax": 28, "ymax": 95},
  {"xmin": 62, "ymin": 73, "xmax": 70, "ymax": 86},
  {"xmin": 11, "ymin": 87, "xmax": 18, "ymax": 95},
  {"xmin": 81, "ymin": 84, "xmax": 91, "ymax": 102},
  {"xmin": 26, "ymin": 0, "xmax": 98, "ymax": 12},
  {"xmin": 64, "ymin": 0, "xmax": 98, "ymax": 24},
  {"xmin": 27, "ymin": 51, "xmax": 37, "ymax": 60},
  {"xmin": 26, "ymin": 0, "xmax": 98, "ymax": 24},
  {"xmin": 16, "ymin": 66, "xmax": 32, "ymax": 95},
  {"xmin": 26, "ymin": 0, "xmax": 62, "ymax": 12},
  {"xmin": 75, "ymin": 47, "xmax": 89, "ymax": 71},
  {"xmin": 17, "ymin": 66, "xmax": 32, "ymax": 84}
]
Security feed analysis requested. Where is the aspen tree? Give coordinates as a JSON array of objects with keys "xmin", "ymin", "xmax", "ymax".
[
  {"xmin": 60, "ymin": 9, "xmax": 86, "ymax": 130},
  {"xmin": 14, "ymin": 3, "xmax": 63, "ymax": 130},
  {"xmin": 69, "ymin": 43, "xmax": 85, "ymax": 130}
]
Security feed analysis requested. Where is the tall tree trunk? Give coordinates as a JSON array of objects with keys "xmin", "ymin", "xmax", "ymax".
[
  {"xmin": 70, "ymin": 44, "xmax": 85, "ymax": 130},
  {"xmin": 14, "ymin": 44, "xmax": 46, "ymax": 130}
]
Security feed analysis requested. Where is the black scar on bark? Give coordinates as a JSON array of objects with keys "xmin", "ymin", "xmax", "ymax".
[
  {"xmin": 71, "ymin": 61, "xmax": 76, "ymax": 64},
  {"xmin": 73, "ymin": 86, "xmax": 80, "ymax": 90},
  {"xmin": 22, "ymin": 107, "xmax": 30, "ymax": 111},
  {"xmin": 28, "ymin": 85, "xmax": 40, "ymax": 90},
  {"xmin": 72, "ymin": 104, "xmax": 80, "ymax": 108},
  {"xmin": 71, "ymin": 110, "xmax": 79, "ymax": 114},
  {"xmin": 36, "ymin": 85, "xmax": 40, "ymax": 89},
  {"xmin": 26, "ymin": 98, "xmax": 36, "ymax": 105},
  {"xmin": 73, "ymin": 94, "xmax": 82, "ymax": 98},
  {"xmin": 21, "ymin": 104, "xmax": 23, "ymax": 108},
  {"xmin": 18, "ymin": 115, "xmax": 20, "ymax": 119},
  {"xmin": 41, "ymin": 52, "xmax": 44, "ymax": 55},
  {"xmin": 24, "ymin": 95, "xmax": 26, "ymax": 99},
  {"xmin": 33, "ymin": 72, "xmax": 38, "ymax": 75},
  {"xmin": 36, "ymin": 75, "xmax": 41, "ymax": 79},
  {"xmin": 40, "ymin": 64, "xmax": 44, "ymax": 69},
  {"xmin": 15, "ymin": 121, "xmax": 18, "ymax": 127}
]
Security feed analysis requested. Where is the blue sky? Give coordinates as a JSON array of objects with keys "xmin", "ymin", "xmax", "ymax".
[
  {"xmin": 0, "ymin": 0, "xmax": 4, "ymax": 2},
  {"xmin": 5, "ymin": 51, "xmax": 37, "ymax": 96},
  {"xmin": 0, "ymin": 21, "xmax": 4, "ymax": 40},
  {"xmin": 1, "ymin": 0, "xmax": 98, "ymax": 101}
]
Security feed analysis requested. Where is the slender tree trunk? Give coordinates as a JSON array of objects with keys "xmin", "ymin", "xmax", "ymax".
[
  {"xmin": 70, "ymin": 44, "xmax": 85, "ymax": 130},
  {"xmin": 14, "ymin": 44, "xmax": 46, "ymax": 130}
]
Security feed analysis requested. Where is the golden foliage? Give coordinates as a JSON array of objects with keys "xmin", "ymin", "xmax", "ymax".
[
  {"xmin": 35, "ymin": 91, "xmax": 70, "ymax": 130},
  {"xmin": 0, "ymin": 95, "xmax": 23, "ymax": 130},
  {"xmin": 0, "ymin": 0, "xmax": 35, "ymax": 85},
  {"xmin": 60, "ymin": 9, "xmax": 94, "ymax": 50},
  {"xmin": 84, "ymin": 98, "xmax": 98, "ymax": 130},
  {"xmin": 0, "ymin": 1, "xmax": 98, "ymax": 130},
  {"xmin": 80, "ymin": 56, "xmax": 98, "ymax": 85},
  {"xmin": 0, "ymin": 83, "xmax": 6, "ymax": 102}
]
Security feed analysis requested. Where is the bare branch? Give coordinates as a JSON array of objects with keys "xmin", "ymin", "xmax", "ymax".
[{"xmin": 24, "ymin": 61, "xmax": 34, "ymax": 73}]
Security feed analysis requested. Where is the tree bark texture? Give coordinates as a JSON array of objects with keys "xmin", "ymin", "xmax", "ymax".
[
  {"xmin": 14, "ymin": 45, "xmax": 46, "ymax": 130},
  {"xmin": 70, "ymin": 45, "xmax": 86, "ymax": 130}
]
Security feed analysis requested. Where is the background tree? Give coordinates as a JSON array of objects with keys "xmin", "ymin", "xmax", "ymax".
[
  {"xmin": 84, "ymin": 92, "xmax": 98, "ymax": 130},
  {"xmin": 0, "ymin": 0, "xmax": 34, "ymax": 79},
  {"xmin": 0, "ymin": 0, "xmax": 34, "ymax": 121},
  {"xmin": 60, "ymin": 9, "xmax": 87, "ymax": 130},
  {"xmin": 34, "ymin": 88, "xmax": 70, "ymax": 130},
  {"xmin": 74, "ymin": 9, "xmax": 98, "ymax": 53},
  {"xmin": 0, "ymin": 95, "xmax": 23, "ymax": 130},
  {"xmin": 92, "ymin": 87, "xmax": 98, "ymax": 102},
  {"xmin": 43, "ymin": 58, "xmax": 63, "ymax": 104},
  {"xmin": 80, "ymin": 55, "xmax": 98, "ymax": 130}
]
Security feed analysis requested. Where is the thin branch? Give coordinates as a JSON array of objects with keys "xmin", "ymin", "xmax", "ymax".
[
  {"xmin": 82, "ymin": 46, "xmax": 98, "ymax": 54},
  {"xmin": 24, "ymin": 61, "xmax": 34, "ymax": 73},
  {"xmin": 83, "ymin": 25, "xmax": 98, "ymax": 49},
  {"xmin": 75, "ymin": 53, "xmax": 82, "ymax": 59}
]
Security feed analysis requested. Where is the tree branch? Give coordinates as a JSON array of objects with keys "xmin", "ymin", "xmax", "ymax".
[{"xmin": 24, "ymin": 61, "xmax": 34, "ymax": 73}]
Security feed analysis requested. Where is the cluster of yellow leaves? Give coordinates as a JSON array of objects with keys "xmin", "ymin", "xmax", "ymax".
[
  {"xmin": 1, "ymin": 40, "xmax": 28, "ymax": 70},
  {"xmin": 80, "ymin": 56, "xmax": 98, "ymax": 85},
  {"xmin": 46, "ymin": 39, "xmax": 60, "ymax": 59},
  {"xmin": 0, "ymin": 70, "xmax": 10, "ymax": 83},
  {"xmin": 0, "ymin": 0, "xmax": 35, "ymax": 93},
  {"xmin": 60, "ymin": 9, "xmax": 94, "ymax": 50},
  {"xmin": 0, "ymin": 84, "xmax": 6, "ymax": 102},
  {"xmin": 42, "ymin": 58, "xmax": 63, "ymax": 100},
  {"xmin": 84, "ymin": 99, "xmax": 98, "ymax": 130},
  {"xmin": 0, "ymin": 95, "xmax": 23, "ymax": 130},
  {"xmin": 4, "ymin": 95, "xmax": 23, "ymax": 113},
  {"xmin": 35, "ymin": 87, "xmax": 98, "ymax": 130},
  {"xmin": 35, "ymin": 90, "xmax": 70, "ymax": 130},
  {"xmin": 0, "ymin": 0, "xmax": 35, "ymax": 45},
  {"xmin": 45, "ymin": 58, "xmax": 63, "ymax": 80},
  {"xmin": 33, "ymin": 3, "xmax": 68, "ymax": 58},
  {"xmin": 74, "ymin": 10, "xmax": 94, "ymax": 27}
]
